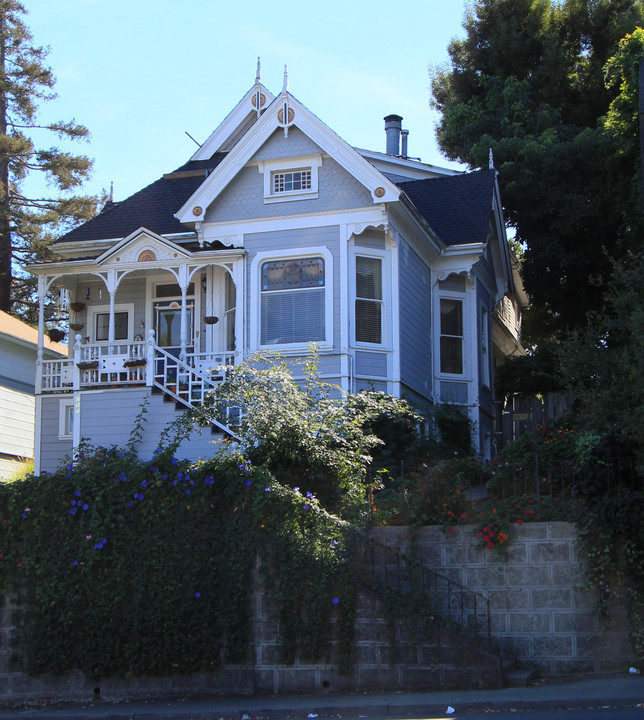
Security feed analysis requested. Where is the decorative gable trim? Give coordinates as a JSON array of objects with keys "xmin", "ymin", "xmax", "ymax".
[
  {"xmin": 175, "ymin": 91, "xmax": 400, "ymax": 225},
  {"xmin": 190, "ymin": 83, "xmax": 276, "ymax": 160},
  {"xmin": 95, "ymin": 227, "xmax": 192, "ymax": 267}
]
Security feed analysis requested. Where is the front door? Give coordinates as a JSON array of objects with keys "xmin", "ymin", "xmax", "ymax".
[{"xmin": 152, "ymin": 281, "xmax": 195, "ymax": 355}]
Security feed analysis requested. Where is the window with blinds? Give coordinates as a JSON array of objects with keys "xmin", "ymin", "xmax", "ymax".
[
  {"xmin": 440, "ymin": 298, "xmax": 464, "ymax": 374},
  {"xmin": 355, "ymin": 256, "xmax": 382, "ymax": 344},
  {"xmin": 260, "ymin": 257, "xmax": 325, "ymax": 345}
]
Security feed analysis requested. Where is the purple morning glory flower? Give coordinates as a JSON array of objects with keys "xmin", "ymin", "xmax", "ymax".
[
  {"xmin": 332, "ymin": 598, "xmax": 340, "ymax": 605},
  {"xmin": 70, "ymin": 508, "xmax": 77, "ymax": 515},
  {"xmin": 194, "ymin": 592, "xmax": 201, "ymax": 598},
  {"xmin": 245, "ymin": 479, "xmax": 252, "ymax": 486}
]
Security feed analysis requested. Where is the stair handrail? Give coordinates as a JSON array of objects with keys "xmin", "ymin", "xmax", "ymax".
[
  {"xmin": 151, "ymin": 343, "xmax": 240, "ymax": 440},
  {"xmin": 352, "ymin": 529, "xmax": 492, "ymax": 649}
]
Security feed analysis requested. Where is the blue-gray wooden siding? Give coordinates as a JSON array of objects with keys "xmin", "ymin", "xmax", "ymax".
[
  {"xmin": 38, "ymin": 390, "xmax": 224, "ymax": 473},
  {"xmin": 38, "ymin": 395, "xmax": 72, "ymax": 473},
  {"xmin": 398, "ymin": 238, "xmax": 431, "ymax": 402},
  {"xmin": 355, "ymin": 351, "xmax": 387, "ymax": 377}
]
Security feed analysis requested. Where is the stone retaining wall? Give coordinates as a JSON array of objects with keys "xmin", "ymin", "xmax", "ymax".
[{"xmin": 370, "ymin": 522, "xmax": 633, "ymax": 675}]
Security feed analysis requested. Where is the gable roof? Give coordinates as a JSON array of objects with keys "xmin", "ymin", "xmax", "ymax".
[
  {"xmin": 175, "ymin": 90, "xmax": 401, "ymax": 224},
  {"xmin": 0, "ymin": 311, "xmax": 66, "ymax": 356},
  {"xmin": 54, "ymin": 155, "xmax": 226, "ymax": 245},
  {"xmin": 398, "ymin": 170, "xmax": 496, "ymax": 247}
]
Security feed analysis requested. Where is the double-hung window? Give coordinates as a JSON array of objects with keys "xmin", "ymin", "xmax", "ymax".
[
  {"xmin": 260, "ymin": 257, "xmax": 325, "ymax": 345},
  {"xmin": 355, "ymin": 256, "xmax": 383, "ymax": 344},
  {"xmin": 440, "ymin": 297, "xmax": 464, "ymax": 374}
]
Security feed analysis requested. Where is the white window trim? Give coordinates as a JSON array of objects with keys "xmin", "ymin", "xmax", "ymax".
[
  {"xmin": 480, "ymin": 305, "xmax": 491, "ymax": 389},
  {"xmin": 250, "ymin": 247, "xmax": 334, "ymax": 353},
  {"xmin": 58, "ymin": 398, "xmax": 74, "ymax": 440},
  {"xmin": 350, "ymin": 248, "xmax": 391, "ymax": 349},
  {"xmin": 87, "ymin": 303, "xmax": 135, "ymax": 344},
  {"xmin": 434, "ymin": 288, "xmax": 473, "ymax": 381},
  {"xmin": 257, "ymin": 154, "xmax": 322, "ymax": 204}
]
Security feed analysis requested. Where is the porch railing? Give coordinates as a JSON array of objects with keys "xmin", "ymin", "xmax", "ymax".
[{"xmin": 38, "ymin": 332, "xmax": 236, "ymax": 399}]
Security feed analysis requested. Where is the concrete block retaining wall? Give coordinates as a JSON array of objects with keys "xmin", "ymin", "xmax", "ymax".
[
  {"xmin": 0, "ymin": 522, "xmax": 631, "ymax": 705},
  {"xmin": 370, "ymin": 522, "xmax": 633, "ymax": 675}
]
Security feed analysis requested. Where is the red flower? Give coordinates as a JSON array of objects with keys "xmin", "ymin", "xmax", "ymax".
[{"xmin": 516, "ymin": 519, "xmax": 523, "ymax": 525}]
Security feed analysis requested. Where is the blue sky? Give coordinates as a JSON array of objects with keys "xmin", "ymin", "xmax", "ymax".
[{"xmin": 24, "ymin": 0, "xmax": 469, "ymax": 202}]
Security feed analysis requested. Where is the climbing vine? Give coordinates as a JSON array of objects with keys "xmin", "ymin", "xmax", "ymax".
[{"xmin": 0, "ymin": 444, "xmax": 358, "ymax": 677}]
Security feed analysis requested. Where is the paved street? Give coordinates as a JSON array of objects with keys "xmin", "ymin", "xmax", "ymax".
[{"xmin": 0, "ymin": 674, "xmax": 640, "ymax": 720}]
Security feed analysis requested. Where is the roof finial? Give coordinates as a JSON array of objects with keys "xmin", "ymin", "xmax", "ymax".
[
  {"xmin": 282, "ymin": 64, "xmax": 289, "ymax": 93},
  {"xmin": 489, "ymin": 148, "xmax": 495, "ymax": 170},
  {"xmin": 109, "ymin": 181, "xmax": 114, "ymax": 203},
  {"xmin": 256, "ymin": 57, "xmax": 261, "ymax": 84}
]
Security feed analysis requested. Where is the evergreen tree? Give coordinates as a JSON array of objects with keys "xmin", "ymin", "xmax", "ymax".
[
  {"xmin": 0, "ymin": 0, "xmax": 98, "ymax": 318},
  {"xmin": 431, "ymin": 0, "xmax": 644, "ymax": 342}
]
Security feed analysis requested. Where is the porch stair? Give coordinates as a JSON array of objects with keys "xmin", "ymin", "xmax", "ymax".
[{"xmin": 152, "ymin": 345, "xmax": 240, "ymax": 440}]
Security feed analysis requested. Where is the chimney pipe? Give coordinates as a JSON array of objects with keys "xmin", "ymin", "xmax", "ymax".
[
  {"xmin": 384, "ymin": 114, "xmax": 403, "ymax": 155},
  {"xmin": 401, "ymin": 128, "xmax": 409, "ymax": 158}
]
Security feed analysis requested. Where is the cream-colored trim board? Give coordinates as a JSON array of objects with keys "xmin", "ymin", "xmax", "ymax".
[
  {"xmin": 34, "ymin": 395, "xmax": 42, "ymax": 476},
  {"xmin": 201, "ymin": 206, "xmax": 388, "ymax": 245}
]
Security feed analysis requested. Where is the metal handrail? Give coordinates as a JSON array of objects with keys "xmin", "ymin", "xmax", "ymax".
[{"xmin": 353, "ymin": 531, "xmax": 492, "ymax": 649}]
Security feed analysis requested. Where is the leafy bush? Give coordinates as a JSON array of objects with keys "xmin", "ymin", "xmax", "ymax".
[{"xmin": 198, "ymin": 351, "xmax": 421, "ymax": 516}]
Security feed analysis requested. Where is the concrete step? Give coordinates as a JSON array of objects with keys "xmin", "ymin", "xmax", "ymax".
[{"xmin": 505, "ymin": 667, "xmax": 538, "ymax": 687}]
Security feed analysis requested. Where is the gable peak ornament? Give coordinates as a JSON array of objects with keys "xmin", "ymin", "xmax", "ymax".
[
  {"xmin": 277, "ymin": 65, "xmax": 294, "ymax": 137},
  {"xmin": 252, "ymin": 57, "xmax": 266, "ymax": 117}
]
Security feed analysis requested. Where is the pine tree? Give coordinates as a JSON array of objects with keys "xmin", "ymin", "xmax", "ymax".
[{"xmin": 0, "ymin": 0, "xmax": 98, "ymax": 317}]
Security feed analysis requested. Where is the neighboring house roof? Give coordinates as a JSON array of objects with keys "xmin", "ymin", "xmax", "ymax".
[
  {"xmin": 398, "ymin": 170, "xmax": 496, "ymax": 247},
  {"xmin": 0, "ymin": 311, "xmax": 66, "ymax": 356},
  {"xmin": 54, "ymin": 155, "xmax": 226, "ymax": 245}
]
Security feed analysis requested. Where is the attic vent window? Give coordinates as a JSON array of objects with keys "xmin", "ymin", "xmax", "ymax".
[
  {"xmin": 257, "ymin": 154, "xmax": 322, "ymax": 204},
  {"xmin": 272, "ymin": 169, "xmax": 311, "ymax": 194},
  {"xmin": 138, "ymin": 250, "xmax": 156, "ymax": 262}
]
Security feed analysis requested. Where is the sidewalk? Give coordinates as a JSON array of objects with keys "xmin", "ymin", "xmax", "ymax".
[{"xmin": 0, "ymin": 674, "xmax": 641, "ymax": 719}]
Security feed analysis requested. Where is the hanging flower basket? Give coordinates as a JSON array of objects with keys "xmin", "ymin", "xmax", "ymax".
[
  {"xmin": 203, "ymin": 316, "xmax": 219, "ymax": 325},
  {"xmin": 77, "ymin": 360, "xmax": 98, "ymax": 371},
  {"xmin": 48, "ymin": 328, "xmax": 66, "ymax": 343},
  {"xmin": 69, "ymin": 323, "xmax": 84, "ymax": 332},
  {"xmin": 123, "ymin": 358, "xmax": 147, "ymax": 368},
  {"xmin": 69, "ymin": 302, "xmax": 86, "ymax": 312}
]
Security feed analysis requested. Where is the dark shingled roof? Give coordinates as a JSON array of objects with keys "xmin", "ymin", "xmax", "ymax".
[
  {"xmin": 54, "ymin": 155, "xmax": 227, "ymax": 244},
  {"xmin": 398, "ymin": 170, "xmax": 496, "ymax": 247}
]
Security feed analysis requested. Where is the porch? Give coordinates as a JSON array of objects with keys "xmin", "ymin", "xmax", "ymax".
[{"xmin": 38, "ymin": 333, "xmax": 236, "ymax": 407}]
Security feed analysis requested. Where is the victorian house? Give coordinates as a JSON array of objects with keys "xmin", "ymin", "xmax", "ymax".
[{"xmin": 28, "ymin": 68, "xmax": 525, "ymax": 474}]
